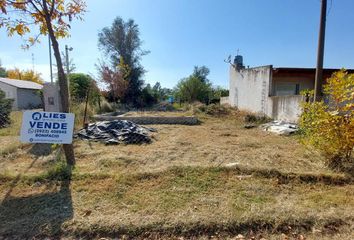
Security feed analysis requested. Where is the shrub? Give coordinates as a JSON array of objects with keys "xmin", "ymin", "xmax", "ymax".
[
  {"xmin": 174, "ymin": 66, "xmax": 213, "ymax": 104},
  {"xmin": 194, "ymin": 103, "xmax": 233, "ymax": 117},
  {"xmin": 69, "ymin": 73, "xmax": 101, "ymax": 105},
  {"xmin": 299, "ymin": 70, "xmax": 354, "ymax": 170},
  {"xmin": 96, "ymin": 99, "xmax": 113, "ymax": 114},
  {"xmin": 244, "ymin": 113, "xmax": 271, "ymax": 124},
  {"xmin": 100, "ymin": 101, "xmax": 113, "ymax": 113},
  {"xmin": 0, "ymin": 89, "xmax": 13, "ymax": 128},
  {"xmin": 204, "ymin": 104, "xmax": 231, "ymax": 116}
]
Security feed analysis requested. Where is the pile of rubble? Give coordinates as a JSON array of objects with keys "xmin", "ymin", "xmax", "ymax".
[{"xmin": 75, "ymin": 120, "xmax": 155, "ymax": 144}]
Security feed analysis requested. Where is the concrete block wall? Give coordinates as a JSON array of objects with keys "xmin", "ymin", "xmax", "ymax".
[{"xmin": 93, "ymin": 115, "xmax": 199, "ymax": 125}]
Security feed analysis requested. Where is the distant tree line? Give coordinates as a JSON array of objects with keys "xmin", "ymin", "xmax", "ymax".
[{"xmin": 0, "ymin": 60, "xmax": 43, "ymax": 84}]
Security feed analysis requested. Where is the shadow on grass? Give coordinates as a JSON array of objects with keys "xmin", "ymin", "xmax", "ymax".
[
  {"xmin": 28, "ymin": 143, "xmax": 53, "ymax": 156},
  {"xmin": 0, "ymin": 166, "xmax": 73, "ymax": 238}
]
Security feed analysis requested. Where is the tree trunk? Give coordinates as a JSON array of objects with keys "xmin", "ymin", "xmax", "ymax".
[{"xmin": 42, "ymin": 0, "xmax": 75, "ymax": 165}]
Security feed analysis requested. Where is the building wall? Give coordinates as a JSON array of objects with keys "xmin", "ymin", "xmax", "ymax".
[
  {"xmin": 17, "ymin": 88, "xmax": 42, "ymax": 109},
  {"xmin": 271, "ymin": 76, "xmax": 314, "ymax": 96},
  {"xmin": 229, "ymin": 65, "xmax": 272, "ymax": 115},
  {"xmin": 269, "ymin": 95, "xmax": 303, "ymax": 123},
  {"xmin": 0, "ymin": 82, "xmax": 18, "ymax": 110}
]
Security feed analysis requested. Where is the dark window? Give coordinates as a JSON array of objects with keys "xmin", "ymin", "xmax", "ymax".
[{"xmin": 295, "ymin": 84, "xmax": 300, "ymax": 95}]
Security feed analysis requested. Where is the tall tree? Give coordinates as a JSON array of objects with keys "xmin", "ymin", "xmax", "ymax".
[
  {"xmin": 98, "ymin": 17, "xmax": 149, "ymax": 106},
  {"xmin": 0, "ymin": 0, "xmax": 86, "ymax": 165},
  {"xmin": 192, "ymin": 66, "xmax": 210, "ymax": 83},
  {"xmin": 97, "ymin": 57, "xmax": 130, "ymax": 102}
]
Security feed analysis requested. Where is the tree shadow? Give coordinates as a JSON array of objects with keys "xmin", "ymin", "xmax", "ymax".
[
  {"xmin": 28, "ymin": 143, "xmax": 53, "ymax": 156},
  {"xmin": 0, "ymin": 168, "xmax": 73, "ymax": 238}
]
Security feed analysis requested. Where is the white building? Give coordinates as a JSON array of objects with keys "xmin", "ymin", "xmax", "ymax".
[
  {"xmin": 0, "ymin": 78, "xmax": 43, "ymax": 110},
  {"xmin": 223, "ymin": 56, "xmax": 349, "ymax": 122}
]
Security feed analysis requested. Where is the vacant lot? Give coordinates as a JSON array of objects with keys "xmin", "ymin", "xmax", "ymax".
[{"xmin": 0, "ymin": 111, "xmax": 353, "ymax": 239}]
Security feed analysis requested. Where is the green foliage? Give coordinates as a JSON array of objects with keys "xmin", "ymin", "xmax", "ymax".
[
  {"xmin": 69, "ymin": 73, "xmax": 101, "ymax": 105},
  {"xmin": 38, "ymin": 160, "xmax": 72, "ymax": 182},
  {"xmin": 139, "ymin": 82, "xmax": 172, "ymax": 107},
  {"xmin": 98, "ymin": 16, "xmax": 149, "ymax": 106},
  {"xmin": 140, "ymin": 84, "xmax": 157, "ymax": 107},
  {"xmin": 210, "ymin": 86, "xmax": 229, "ymax": 103},
  {"xmin": 0, "ymin": 59, "xmax": 7, "ymax": 77},
  {"xmin": 299, "ymin": 70, "xmax": 354, "ymax": 169},
  {"xmin": 191, "ymin": 66, "xmax": 210, "ymax": 83},
  {"xmin": 0, "ymin": 67, "xmax": 6, "ymax": 78},
  {"xmin": 151, "ymin": 82, "xmax": 172, "ymax": 102},
  {"xmin": 174, "ymin": 66, "xmax": 212, "ymax": 104},
  {"xmin": 173, "ymin": 66, "xmax": 227, "ymax": 105},
  {"xmin": 0, "ymin": 90, "xmax": 13, "ymax": 128}
]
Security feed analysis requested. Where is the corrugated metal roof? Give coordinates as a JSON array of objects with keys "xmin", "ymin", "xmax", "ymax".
[{"xmin": 0, "ymin": 78, "xmax": 43, "ymax": 90}]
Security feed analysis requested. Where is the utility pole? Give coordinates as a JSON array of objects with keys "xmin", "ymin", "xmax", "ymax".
[
  {"xmin": 65, "ymin": 45, "xmax": 73, "ymax": 100},
  {"xmin": 49, "ymin": 35, "xmax": 53, "ymax": 83},
  {"xmin": 65, "ymin": 45, "xmax": 73, "ymax": 76},
  {"xmin": 31, "ymin": 53, "xmax": 35, "ymax": 71},
  {"xmin": 314, "ymin": 0, "xmax": 327, "ymax": 102}
]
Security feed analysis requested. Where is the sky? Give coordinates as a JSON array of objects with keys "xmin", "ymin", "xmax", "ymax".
[{"xmin": 1, "ymin": 0, "xmax": 354, "ymax": 89}]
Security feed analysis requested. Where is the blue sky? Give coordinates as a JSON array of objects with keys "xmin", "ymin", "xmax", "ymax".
[{"xmin": 1, "ymin": 0, "xmax": 354, "ymax": 89}]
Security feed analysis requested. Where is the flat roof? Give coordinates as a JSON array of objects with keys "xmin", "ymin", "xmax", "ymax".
[
  {"xmin": 0, "ymin": 78, "xmax": 43, "ymax": 90},
  {"xmin": 272, "ymin": 67, "xmax": 354, "ymax": 74}
]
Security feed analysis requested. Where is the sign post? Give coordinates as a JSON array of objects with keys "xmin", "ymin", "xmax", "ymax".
[{"xmin": 20, "ymin": 111, "xmax": 75, "ymax": 144}]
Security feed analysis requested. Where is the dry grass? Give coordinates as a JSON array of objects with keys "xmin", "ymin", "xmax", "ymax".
[
  {"xmin": 0, "ymin": 111, "xmax": 353, "ymax": 239},
  {"xmin": 0, "ymin": 111, "xmax": 22, "ymax": 136},
  {"xmin": 73, "ymin": 116, "xmax": 334, "ymax": 176},
  {"xmin": 0, "ymin": 167, "xmax": 353, "ymax": 239}
]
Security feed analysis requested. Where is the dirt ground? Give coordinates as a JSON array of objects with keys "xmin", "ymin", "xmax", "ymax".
[{"xmin": 0, "ymin": 111, "xmax": 353, "ymax": 239}]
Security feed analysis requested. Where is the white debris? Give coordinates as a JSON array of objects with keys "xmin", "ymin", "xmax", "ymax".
[
  {"xmin": 225, "ymin": 162, "xmax": 240, "ymax": 167},
  {"xmin": 260, "ymin": 120, "xmax": 298, "ymax": 135}
]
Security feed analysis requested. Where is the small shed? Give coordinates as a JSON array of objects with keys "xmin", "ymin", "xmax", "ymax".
[{"xmin": 0, "ymin": 77, "xmax": 43, "ymax": 110}]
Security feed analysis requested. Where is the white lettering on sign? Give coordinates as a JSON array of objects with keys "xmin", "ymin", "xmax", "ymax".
[{"xmin": 20, "ymin": 111, "xmax": 75, "ymax": 144}]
